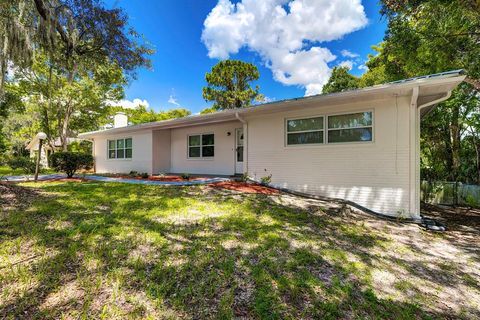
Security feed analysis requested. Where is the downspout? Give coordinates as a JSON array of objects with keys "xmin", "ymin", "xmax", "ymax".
[
  {"xmin": 235, "ymin": 112, "xmax": 248, "ymax": 174},
  {"xmin": 410, "ymin": 88, "xmax": 452, "ymax": 219}
]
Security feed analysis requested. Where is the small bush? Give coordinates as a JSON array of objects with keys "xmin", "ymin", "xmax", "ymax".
[
  {"xmin": 181, "ymin": 173, "xmax": 190, "ymax": 180},
  {"xmin": 140, "ymin": 172, "xmax": 149, "ymax": 179},
  {"xmin": 129, "ymin": 170, "xmax": 138, "ymax": 177},
  {"xmin": 241, "ymin": 172, "xmax": 249, "ymax": 182},
  {"xmin": 7, "ymin": 156, "xmax": 37, "ymax": 174},
  {"xmin": 260, "ymin": 174, "xmax": 272, "ymax": 185},
  {"xmin": 49, "ymin": 152, "xmax": 93, "ymax": 178}
]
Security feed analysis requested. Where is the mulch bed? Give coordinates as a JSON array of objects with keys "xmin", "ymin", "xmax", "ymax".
[{"xmin": 209, "ymin": 181, "xmax": 280, "ymax": 195}]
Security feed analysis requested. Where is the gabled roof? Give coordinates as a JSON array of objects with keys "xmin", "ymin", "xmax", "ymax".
[{"xmin": 79, "ymin": 70, "xmax": 466, "ymax": 138}]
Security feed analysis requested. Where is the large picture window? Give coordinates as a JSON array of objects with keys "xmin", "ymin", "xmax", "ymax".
[
  {"xmin": 327, "ymin": 112, "xmax": 373, "ymax": 143},
  {"xmin": 286, "ymin": 116, "xmax": 324, "ymax": 145},
  {"xmin": 108, "ymin": 138, "xmax": 132, "ymax": 159},
  {"xmin": 188, "ymin": 134, "xmax": 214, "ymax": 158}
]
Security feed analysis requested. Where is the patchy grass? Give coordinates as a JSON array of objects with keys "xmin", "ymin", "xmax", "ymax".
[
  {"xmin": 0, "ymin": 165, "xmax": 55, "ymax": 177},
  {"xmin": 0, "ymin": 166, "xmax": 25, "ymax": 176},
  {"xmin": 0, "ymin": 181, "xmax": 479, "ymax": 319}
]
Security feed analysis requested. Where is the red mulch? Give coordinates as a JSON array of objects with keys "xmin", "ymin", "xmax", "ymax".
[
  {"xmin": 148, "ymin": 175, "xmax": 209, "ymax": 182},
  {"xmin": 209, "ymin": 181, "xmax": 280, "ymax": 195}
]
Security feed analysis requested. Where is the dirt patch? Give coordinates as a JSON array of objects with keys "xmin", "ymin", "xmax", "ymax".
[
  {"xmin": 209, "ymin": 181, "xmax": 280, "ymax": 195},
  {"xmin": 422, "ymin": 203, "xmax": 480, "ymax": 233},
  {"xmin": 0, "ymin": 182, "xmax": 40, "ymax": 212}
]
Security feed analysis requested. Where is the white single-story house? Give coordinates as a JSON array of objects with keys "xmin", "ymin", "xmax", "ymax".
[
  {"xmin": 79, "ymin": 70, "xmax": 465, "ymax": 219},
  {"xmin": 26, "ymin": 136, "xmax": 85, "ymax": 168}
]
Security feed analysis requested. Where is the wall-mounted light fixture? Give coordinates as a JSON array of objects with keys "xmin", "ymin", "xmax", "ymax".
[{"xmin": 227, "ymin": 132, "xmax": 231, "ymax": 136}]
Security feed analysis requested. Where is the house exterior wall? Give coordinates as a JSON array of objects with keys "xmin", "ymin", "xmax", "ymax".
[
  {"xmin": 152, "ymin": 129, "xmax": 171, "ymax": 174},
  {"xmin": 170, "ymin": 121, "xmax": 243, "ymax": 175},
  {"xmin": 93, "ymin": 130, "xmax": 153, "ymax": 174},
  {"xmin": 245, "ymin": 96, "xmax": 412, "ymax": 217}
]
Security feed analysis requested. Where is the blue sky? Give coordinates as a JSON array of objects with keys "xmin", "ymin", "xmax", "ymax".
[{"xmin": 106, "ymin": 0, "xmax": 387, "ymax": 113}]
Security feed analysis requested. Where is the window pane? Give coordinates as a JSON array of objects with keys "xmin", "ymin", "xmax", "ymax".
[
  {"xmin": 328, "ymin": 112, "xmax": 372, "ymax": 129},
  {"xmin": 189, "ymin": 135, "xmax": 200, "ymax": 146},
  {"xmin": 328, "ymin": 128, "xmax": 372, "ymax": 143},
  {"xmin": 117, "ymin": 139, "xmax": 125, "ymax": 148},
  {"xmin": 125, "ymin": 138, "xmax": 132, "ymax": 148},
  {"xmin": 237, "ymin": 146, "xmax": 244, "ymax": 162},
  {"xmin": 287, "ymin": 131, "xmax": 323, "ymax": 145},
  {"xmin": 108, "ymin": 140, "xmax": 115, "ymax": 149},
  {"xmin": 202, "ymin": 134, "xmax": 214, "ymax": 146},
  {"xmin": 202, "ymin": 146, "xmax": 215, "ymax": 157},
  {"xmin": 287, "ymin": 117, "xmax": 323, "ymax": 132},
  {"xmin": 125, "ymin": 148, "xmax": 132, "ymax": 158},
  {"xmin": 189, "ymin": 146, "xmax": 200, "ymax": 157},
  {"xmin": 109, "ymin": 150, "xmax": 116, "ymax": 159},
  {"xmin": 116, "ymin": 149, "xmax": 125, "ymax": 158}
]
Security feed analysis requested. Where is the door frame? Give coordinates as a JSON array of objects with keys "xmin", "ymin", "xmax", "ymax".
[{"xmin": 234, "ymin": 128, "xmax": 244, "ymax": 174}]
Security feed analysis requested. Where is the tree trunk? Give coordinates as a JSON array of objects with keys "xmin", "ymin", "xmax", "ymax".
[
  {"xmin": 450, "ymin": 105, "xmax": 461, "ymax": 181},
  {"xmin": 475, "ymin": 140, "xmax": 480, "ymax": 184}
]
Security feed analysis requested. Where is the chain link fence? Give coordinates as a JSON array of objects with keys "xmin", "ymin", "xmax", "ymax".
[{"xmin": 421, "ymin": 181, "xmax": 480, "ymax": 207}]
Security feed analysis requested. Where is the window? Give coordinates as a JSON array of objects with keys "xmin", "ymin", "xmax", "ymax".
[
  {"xmin": 286, "ymin": 116, "xmax": 324, "ymax": 145},
  {"xmin": 327, "ymin": 112, "xmax": 373, "ymax": 143},
  {"xmin": 108, "ymin": 138, "xmax": 132, "ymax": 159},
  {"xmin": 188, "ymin": 134, "xmax": 214, "ymax": 158}
]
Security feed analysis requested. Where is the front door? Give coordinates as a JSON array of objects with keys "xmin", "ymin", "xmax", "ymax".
[{"xmin": 235, "ymin": 128, "xmax": 244, "ymax": 174}]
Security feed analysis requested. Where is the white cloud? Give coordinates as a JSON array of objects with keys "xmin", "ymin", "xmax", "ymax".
[
  {"xmin": 339, "ymin": 60, "xmax": 354, "ymax": 70},
  {"xmin": 168, "ymin": 95, "xmax": 181, "ymax": 107},
  {"xmin": 107, "ymin": 98, "xmax": 150, "ymax": 109},
  {"xmin": 340, "ymin": 49, "xmax": 359, "ymax": 58},
  {"xmin": 358, "ymin": 64, "xmax": 368, "ymax": 72},
  {"xmin": 202, "ymin": 0, "xmax": 367, "ymax": 96}
]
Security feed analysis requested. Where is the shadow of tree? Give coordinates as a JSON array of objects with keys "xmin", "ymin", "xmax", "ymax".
[{"xmin": 0, "ymin": 182, "xmax": 478, "ymax": 319}]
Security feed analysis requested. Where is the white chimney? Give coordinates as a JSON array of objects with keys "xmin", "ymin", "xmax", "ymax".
[{"xmin": 114, "ymin": 112, "xmax": 128, "ymax": 128}]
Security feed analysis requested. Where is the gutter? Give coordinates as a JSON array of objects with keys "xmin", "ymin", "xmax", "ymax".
[{"xmin": 235, "ymin": 112, "xmax": 248, "ymax": 174}]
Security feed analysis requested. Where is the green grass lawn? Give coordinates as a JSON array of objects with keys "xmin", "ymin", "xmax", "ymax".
[
  {"xmin": 0, "ymin": 166, "xmax": 26, "ymax": 176},
  {"xmin": 1, "ymin": 181, "xmax": 479, "ymax": 319},
  {"xmin": 0, "ymin": 165, "xmax": 56, "ymax": 177}
]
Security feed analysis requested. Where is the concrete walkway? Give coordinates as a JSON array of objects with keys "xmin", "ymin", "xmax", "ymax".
[{"xmin": 0, "ymin": 173, "xmax": 231, "ymax": 186}]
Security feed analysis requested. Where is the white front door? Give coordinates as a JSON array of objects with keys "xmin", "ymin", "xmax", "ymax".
[{"xmin": 235, "ymin": 128, "xmax": 244, "ymax": 174}]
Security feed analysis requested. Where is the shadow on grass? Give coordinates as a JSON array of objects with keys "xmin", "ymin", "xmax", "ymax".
[{"xmin": 0, "ymin": 182, "xmax": 478, "ymax": 319}]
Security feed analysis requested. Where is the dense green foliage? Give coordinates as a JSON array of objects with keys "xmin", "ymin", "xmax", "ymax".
[
  {"xmin": 105, "ymin": 105, "xmax": 191, "ymax": 126},
  {"xmin": 6, "ymin": 156, "xmax": 37, "ymax": 175},
  {"xmin": 322, "ymin": 67, "xmax": 360, "ymax": 94},
  {"xmin": 203, "ymin": 60, "xmax": 264, "ymax": 110},
  {"xmin": 0, "ymin": 0, "xmax": 153, "ymax": 156},
  {"xmin": 322, "ymin": 0, "xmax": 480, "ymax": 184},
  {"xmin": 49, "ymin": 152, "xmax": 93, "ymax": 177}
]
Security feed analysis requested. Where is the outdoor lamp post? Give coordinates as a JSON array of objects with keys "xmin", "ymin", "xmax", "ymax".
[{"xmin": 34, "ymin": 132, "xmax": 47, "ymax": 182}]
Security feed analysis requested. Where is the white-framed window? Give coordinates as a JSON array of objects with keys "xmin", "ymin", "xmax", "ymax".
[
  {"xmin": 108, "ymin": 138, "xmax": 132, "ymax": 159},
  {"xmin": 188, "ymin": 133, "xmax": 214, "ymax": 158},
  {"xmin": 327, "ymin": 111, "xmax": 373, "ymax": 143},
  {"xmin": 286, "ymin": 116, "xmax": 324, "ymax": 145}
]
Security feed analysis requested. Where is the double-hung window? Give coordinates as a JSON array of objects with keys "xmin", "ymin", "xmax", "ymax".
[
  {"xmin": 286, "ymin": 116, "xmax": 324, "ymax": 145},
  {"xmin": 188, "ymin": 134, "xmax": 214, "ymax": 158},
  {"xmin": 108, "ymin": 138, "xmax": 132, "ymax": 159},
  {"xmin": 327, "ymin": 112, "xmax": 373, "ymax": 143}
]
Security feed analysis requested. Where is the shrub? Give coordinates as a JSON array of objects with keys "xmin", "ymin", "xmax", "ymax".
[
  {"xmin": 260, "ymin": 174, "xmax": 272, "ymax": 185},
  {"xmin": 129, "ymin": 170, "xmax": 138, "ymax": 177},
  {"xmin": 181, "ymin": 173, "xmax": 190, "ymax": 180},
  {"xmin": 241, "ymin": 172, "xmax": 249, "ymax": 182},
  {"xmin": 49, "ymin": 152, "xmax": 93, "ymax": 178},
  {"xmin": 7, "ymin": 156, "xmax": 37, "ymax": 174},
  {"xmin": 140, "ymin": 172, "xmax": 149, "ymax": 179}
]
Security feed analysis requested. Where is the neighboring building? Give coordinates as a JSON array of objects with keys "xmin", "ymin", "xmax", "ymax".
[
  {"xmin": 79, "ymin": 71, "xmax": 465, "ymax": 219},
  {"xmin": 26, "ymin": 137, "xmax": 85, "ymax": 168}
]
